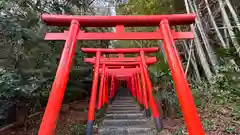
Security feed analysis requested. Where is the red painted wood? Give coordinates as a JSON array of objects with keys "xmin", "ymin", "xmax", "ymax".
[
  {"xmin": 81, "ymin": 47, "xmax": 158, "ymax": 53},
  {"xmin": 87, "ymin": 51, "xmax": 101, "ymax": 120},
  {"xmin": 86, "ymin": 60, "xmax": 157, "ymax": 65},
  {"xmin": 84, "ymin": 56, "xmax": 157, "ymax": 62},
  {"xmin": 160, "ymin": 19, "xmax": 204, "ymax": 135},
  {"xmin": 44, "ymin": 31, "xmax": 194, "ymax": 40},
  {"xmin": 140, "ymin": 51, "xmax": 160, "ymax": 118},
  {"xmin": 38, "ymin": 20, "xmax": 80, "ymax": 135},
  {"xmin": 97, "ymin": 64, "xmax": 105, "ymax": 110},
  {"xmin": 41, "ymin": 14, "xmax": 195, "ymax": 27},
  {"xmin": 39, "ymin": 13, "xmax": 204, "ymax": 135}
]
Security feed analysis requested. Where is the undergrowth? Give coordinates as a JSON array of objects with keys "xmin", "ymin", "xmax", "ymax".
[
  {"xmin": 153, "ymin": 64, "xmax": 240, "ymax": 134},
  {"xmin": 64, "ymin": 105, "xmax": 107, "ymax": 135}
]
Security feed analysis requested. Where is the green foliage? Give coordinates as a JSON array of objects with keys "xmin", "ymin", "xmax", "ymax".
[
  {"xmin": 0, "ymin": 69, "xmax": 48, "ymax": 99},
  {"xmin": 153, "ymin": 71, "xmax": 180, "ymax": 117},
  {"xmin": 194, "ymin": 65, "xmax": 240, "ymax": 104},
  {"xmin": 223, "ymin": 127, "xmax": 237, "ymax": 134},
  {"xmin": 192, "ymin": 64, "xmax": 240, "ymax": 125},
  {"xmin": 0, "ymin": 0, "xmax": 108, "ymax": 126},
  {"xmin": 216, "ymin": 47, "xmax": 238, "ymax": 60},
  {"xmin": 66, "ymin": 124, "xmax": 86, "ymax": 135},
  {"xmin": 216, "ymin": 46, "xmax": 240, "ymax": 65},
  {"xmin": 0, "ymin": 0, "xmax": 107, "ymax": 99},
  {"xmin": 202, "ymin": 120, "xmax": 212, "ymax": 131},
  {"xmin": 0, "ymin": 68, "xmax": 50, "ymax": 125},
  {"xmin": 117, "ymin": 0, "xmax": 176, "ymax": 15}
]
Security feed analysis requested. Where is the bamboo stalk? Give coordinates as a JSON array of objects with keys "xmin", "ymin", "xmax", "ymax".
[
  {"xmin": 191, "ymin": 0, "xmax": 218, "ymax": 71},
  {"xmin": 184, "ymin": 0, "xmax": 213, "ymax": 81},
  {"xmin": 204, "ymin": 0, "xmax": 228, "ymax": 48},
  {"xmin": 225, "ymin": 0, "xmax": 240, "ymax": 31},
  {"xmin": 218, "ymin": 0, "xmax": 240, "ymax": 57}
]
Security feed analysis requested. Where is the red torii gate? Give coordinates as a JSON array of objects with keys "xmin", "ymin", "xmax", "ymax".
[
  {"xmin": 98, "ymin": 67, "xmax": 144, "ymax": 104},
  {"xmin": 100, "ymin": 68, "xmax": 139, "ymax": 104},
  {"xmin": 38, "ymin": 14, "xmax": 205, "ymax": 135},
  {"xmin": 82, "ymin": 48, "xmax": 162, "ymax": 133},
  {"xmin": 91, "ymin": 59, "xmax": 156, "ymax": 102}
]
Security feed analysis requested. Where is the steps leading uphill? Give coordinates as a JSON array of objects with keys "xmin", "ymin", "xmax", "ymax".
[{"xmin": 98, "ymin": 88, "xmax": 155, "ymax": 135}]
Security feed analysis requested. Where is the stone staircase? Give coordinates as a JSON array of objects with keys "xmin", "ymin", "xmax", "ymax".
[{"xmin": 98, "ymin": 88, "xmax": 155, "ymax": 135}]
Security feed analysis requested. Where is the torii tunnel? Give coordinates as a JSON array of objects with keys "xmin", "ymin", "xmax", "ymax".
[{"xmin": 38, "ymin": 14, "xmax": 205, "ymax": 135}]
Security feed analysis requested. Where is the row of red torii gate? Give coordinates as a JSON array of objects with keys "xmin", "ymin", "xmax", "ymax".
[{"xmin": 37, "ymin": 13, "xmax": 205, "ymax": 135}]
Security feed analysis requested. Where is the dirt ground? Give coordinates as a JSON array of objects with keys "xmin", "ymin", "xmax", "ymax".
[{"xmin": 0, "ymin": 101, "xmax": 90, "ymax": 135}]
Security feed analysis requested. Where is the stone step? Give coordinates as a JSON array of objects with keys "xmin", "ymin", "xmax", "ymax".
[
  {"xmin": 114, "ymin": 97, "xmax": 133, "ymax": 99},
  {"xmin": 111, "ymin": 102, "xmax": 135, "ymax": 105},
  {"xmin": 112, "ymin": 100, "xmax": 135, "ymax": 103},
  {"xmin": 107, "ymin": 106, "xmax": 140, "ymax": 110},
  {"xmin": 114, "ymin": 100, "xmax": 133, "ymax": 102},
  {"xmin": 107, "ymin": 107, "xmax": 140, "ymax": 112},
  {"xmin": 115, "ymin": 96, "xmax": 131, "ymax": 98},
  {"xmin": 111, "ymin": 103, "xmax": 136, "ymax": 106},
  {"xmin": 110, "ymin": 104, "xmax": 136, "ymax": 107},
  {"xmin": 113, "ymin": 99, "xmax": 133, "ymax": 101},
  {"xmin": 108, "ymin": 104, "xmax": 138, "ymax": 108},
  {"xmin": 106, "ymin": 110, "xmax": 142, "ymax": 114},
  {"xmin": 105, "ymin": 112, "xmax": 144, "ymax": 119},
  {"xmin": 115, "ymin": 96, "xmax": 131, "ymax": 97},
  {"xmin": 103, "ymin": 119, "xmax": 149, "ymax": 126},
  {"xmin": 115, "ymin": 94, "xmax": 130, "ymax": 96},
  {"xmin": 114, "ymin": 98, "xmax": 133, "ymax": 100},
  {"xmin": 98, "ymin": 88, "xmax": 155, "ymax": 135},
  {"xmin": 113, "ymin": 100, "xmax": 134, "ymax": 103},
  {"xmin": 115, "ymin": 95, "xmax": 131, "ymax": 97},
  {"xmin": 98, "ymin": 125, "xmax": 152, "ymax": 135}
]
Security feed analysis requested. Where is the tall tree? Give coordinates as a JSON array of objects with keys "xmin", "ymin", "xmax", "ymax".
[{"xmin": 184, "ymin": 0, "xmax": 214, "ymax": 81}]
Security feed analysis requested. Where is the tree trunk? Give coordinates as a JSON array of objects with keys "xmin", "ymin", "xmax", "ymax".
[
  {"xmin": 204, "ymin": 0, "xmax": 238, "ymax": 67},
  {"xmin": 184, "ymin": 0, "xmax": 213, "ymax": 81},
  {"xmin": 204, "ymin": 0, "xmax": 228, "ymax": 48},
  {"xmin": 218, "ymin": 0, "xmax": 240, "ymax": 57},
  {"xmin": 225, "ymin": 0, "xmax": 240, "ymax": 31},
  {"xmin": 190, "ymin": 0, "xmax": 218, "ymax": 72},
  {"xmin": 183, "ymin": 40, "xmax": 202, "ymax": 83},
  {"xmin": 223, "ymin": 22, "xmax": 230, "ymax": 47}
]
